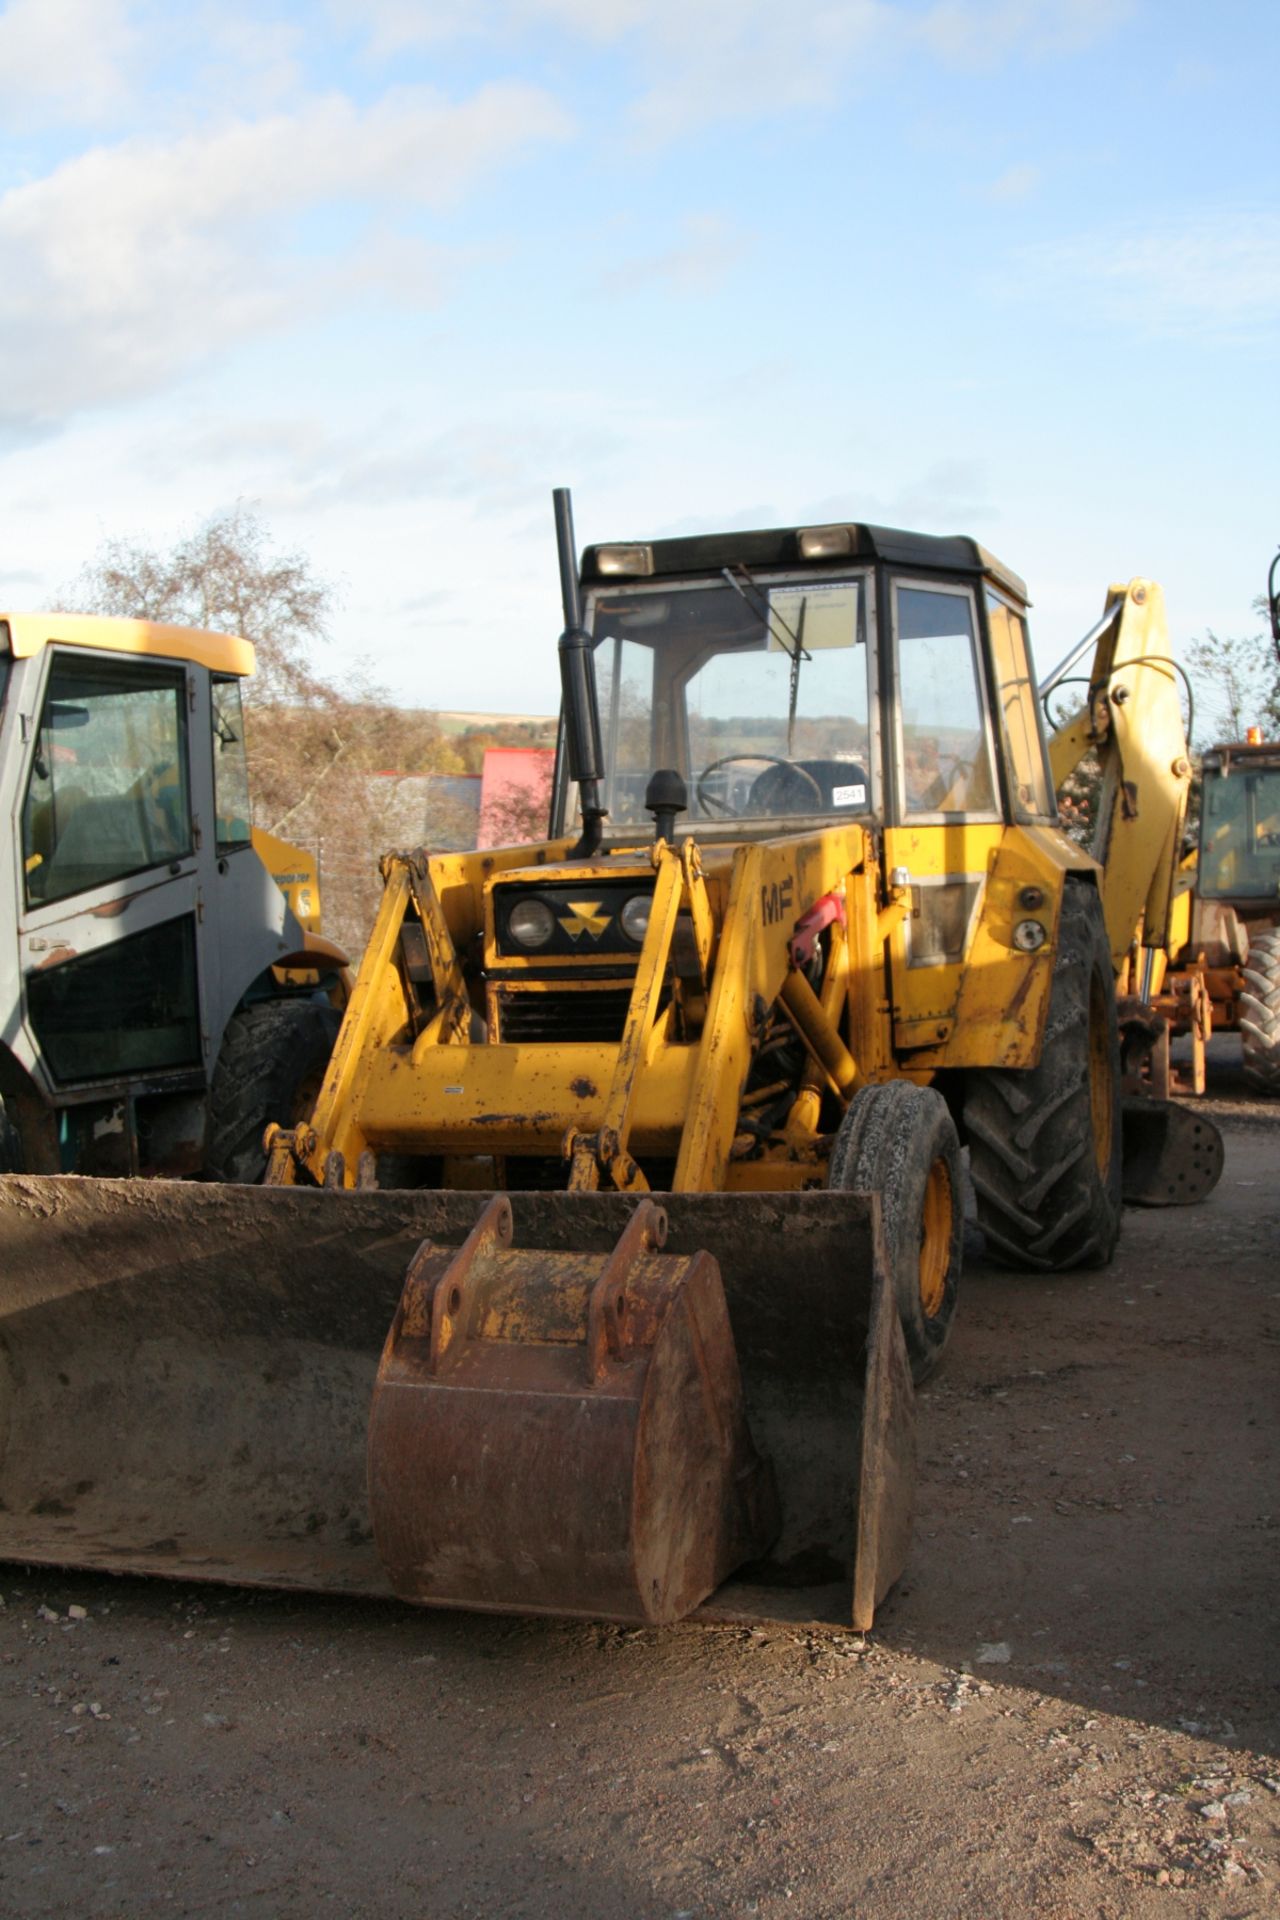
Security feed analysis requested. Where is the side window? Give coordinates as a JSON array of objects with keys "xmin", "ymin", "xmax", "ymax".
[
  {"xmin": 212, "ymin": 676, "xmax": 253, "ymax": 849},
  {"xmin": 594, "ymin": 635, "xmax": 657, "ymax": 827},
  {"xmin": 894, "ymin": 584, "xmax": 997, "ymax": 816},
  {"xmin": 986, "ymin": 594, "xmax": 1055, "ymax": 821},
  {"xmin": 23, "ymin": 656, "xmax": 192, "ymax": 907}
]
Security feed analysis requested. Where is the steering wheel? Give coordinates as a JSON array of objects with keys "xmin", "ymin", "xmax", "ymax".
[{"xmin": 696, "ymin": 754, "xmax": 824, "ymax": 817}]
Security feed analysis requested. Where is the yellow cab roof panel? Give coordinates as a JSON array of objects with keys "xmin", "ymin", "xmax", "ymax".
[{"xmin": 0, "ymin": 611, "xmax": 255, "ymax": 678}]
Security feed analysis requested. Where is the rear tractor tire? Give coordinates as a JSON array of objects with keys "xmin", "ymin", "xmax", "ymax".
[
  {"xmin": 0, "ymin": 1093, "xmax": 21, "ymax": 1173},
  {"xmin": 1240, "ymin": 928, "xmax": 1280, "ymax": 1094},
  {"xmin": 828, "ymin": 1079, "xmax": 963, "ymax": 1383},
  {"xmin": 964, "ymin": 880, "xmax": 1122, "ymax": 1272},
  {"xmin": 206, "ymin": 999, "xmax": 342, "ymax": 1184}
]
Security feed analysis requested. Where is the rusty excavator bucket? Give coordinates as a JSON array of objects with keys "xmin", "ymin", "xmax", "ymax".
[{"xmin": 0, "ymin": 1177, "xmax": 914, "ymax": 1632}]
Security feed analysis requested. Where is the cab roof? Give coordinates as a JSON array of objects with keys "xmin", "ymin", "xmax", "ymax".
[
  {"xmin": 1202, "ymin": 740, "xmax": 1280, "ymax": 772},
  {"xmin": 581, "ymin": 521, "xmax": 1028, "ymax": 605},
  {"xmin": 0, "ymin": 612, "xmax": 255, "ymax": 678}
]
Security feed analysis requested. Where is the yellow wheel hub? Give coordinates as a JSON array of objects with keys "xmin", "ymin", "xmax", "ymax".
[{"xmin": 918, "ymin": 1157, "xmax": 952, "ymax": 1320}]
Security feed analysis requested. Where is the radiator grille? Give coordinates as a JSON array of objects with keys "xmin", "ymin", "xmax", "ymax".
[{"xmin": 496, "ymin": 987, "xmax": 632, "ymax": 1043}]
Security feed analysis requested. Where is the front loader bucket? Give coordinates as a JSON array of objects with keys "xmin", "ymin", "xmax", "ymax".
[
  {"xmin": 369, "ymin": 1195, "xmax": 780, "ymax": 1626},
  {"xmin": 0, "ymin": 1177, "xmax": 914, "ymax": 1631}
]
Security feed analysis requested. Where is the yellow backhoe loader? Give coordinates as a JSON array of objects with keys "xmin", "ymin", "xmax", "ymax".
[
  {"xmin": 0, "ymin": 496, "xmax": 1210, "ymax": 1634},
  {"xmin": 1043, "ymin": 562, "xmax": 1278, "ymax": 1112}
]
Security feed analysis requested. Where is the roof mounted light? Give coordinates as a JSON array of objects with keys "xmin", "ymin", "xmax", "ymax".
[
  {"xmin": 798, "ymin": 524, "xmax": 858, "ymax": 560},
  {"xmin": 594, "ymin": 544, "xmax": 653, "ymax": 577}
]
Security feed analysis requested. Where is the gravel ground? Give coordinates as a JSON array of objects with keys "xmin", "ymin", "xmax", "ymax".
[{"xmin": 1, "ymin": 1091, "xmax": 1276, "ymax": 1919}]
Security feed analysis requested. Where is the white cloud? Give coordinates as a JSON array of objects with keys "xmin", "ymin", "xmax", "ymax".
[
  {"xmin": 116, "ymin": 403, "xmax": 620, "ymax": 521},
  {"xmin": 341, "ymin": 0, "xmax": 896, "ymax": 138},
  {"xmin": 0, "ymin": 0, "xmax": 138, "ymax": 126},
  {"xmin": 1021, "ymin": 211, "xmax": 1280, "ymax": 339},
  {"xmin": 985, "ymin": 161, "xmax": 1039, "ymax": 202},
  {"xmin": 186, "ymin": 9, "xmax": 308, "ymax": 116},
  {"xmin": 625, "ymin": 1, "xmax": 891, "ymax": 143},
  {"xmin": 339, "ymin": 0, "xmax": 1130, "ymax": 138},
  {"xmin": 914, "ymin": 0, "xmax": 1129, "ymax": 67},
  {"xmin": 596, "ymin": 214, "xmax": 747, "ymax": 295},
  {"xmin": 0, "ymin": 83, "xmax": 572, "ymax": 435},
  {"xmin": 802, "ymin": 459, "xmax": 996, "ymax": 532}
]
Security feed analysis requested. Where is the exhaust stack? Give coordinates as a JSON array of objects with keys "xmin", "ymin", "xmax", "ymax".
[{"xmin": 553, "ymin": 486, "xmax": 608, "ymax": 857}]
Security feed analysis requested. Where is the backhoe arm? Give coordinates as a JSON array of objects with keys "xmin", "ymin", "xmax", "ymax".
[{"xmin": 1044, "ymin": 580, "xmax": 1193, "ymax": 987}]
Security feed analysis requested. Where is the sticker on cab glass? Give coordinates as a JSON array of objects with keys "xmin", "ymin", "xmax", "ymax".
[{"xmin": 832, "ymin": 783, "xmax": 866, "ymax": 807}]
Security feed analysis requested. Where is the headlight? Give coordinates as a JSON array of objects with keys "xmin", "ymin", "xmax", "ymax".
[
  {"xmin": 507, "ymin": 899, "xmax": 556, "ymax": 949},
  {"xmin": 1012, "ymin": 918, "xmax": 1047, "ymax": 952},
  {"xmin": 619, "ymin": 894, "xmax": 652, "ymax": 944}
]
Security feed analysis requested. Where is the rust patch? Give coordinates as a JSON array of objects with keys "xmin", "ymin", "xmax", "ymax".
[
  {"xmin": 1120, "ymin": 779, "xmax": 1139, "ymax": 820},
  {"xmin": 569, "ymin": 1076, "xmax": 599, "ymax": 1099},
  {"xmin": 36, "ymin": 945, "xmax": 77, "ymax": 970},
  {"xmin": 1001, "ymin": 959, "xmax": 1041, "ymax": 1040},
  {"xmin": 89, "ymin": 896, "xmax": 133, "ymax": 918}
]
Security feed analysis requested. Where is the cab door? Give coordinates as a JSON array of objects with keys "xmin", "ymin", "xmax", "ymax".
[
  {"xmin": 15, "ymin": 648, "xmax": 207, "ymax": 1098},
  {"xmin": 881, "ymin": 577, "xmax": 1004, "ymax": 1051}
]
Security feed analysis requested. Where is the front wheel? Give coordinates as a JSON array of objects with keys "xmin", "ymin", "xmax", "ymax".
[
  {"xmin": 964, "ymin": 880, "xmax": 1122, "ymax": 1271},
  {"xmin": 828, "ymin": 1079, "xmax": 962, "ymax": 1382},
  {"xmin": 206, "ymin": 999, "xmax": 342, "ymax": 1183}
]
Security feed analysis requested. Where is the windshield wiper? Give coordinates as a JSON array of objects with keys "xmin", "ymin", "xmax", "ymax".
[{"xmin": 721, "ymin": 565, "xmax": 810, "ymax": 756}]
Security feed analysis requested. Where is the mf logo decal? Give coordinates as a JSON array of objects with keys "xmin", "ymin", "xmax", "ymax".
[
  {"xmin": 760, "ymin": 876, "xmax": 795, "ymax": 926},
  {"xmin": 558, "ymin": 899, "xmax": 612, "ymax": 940}
]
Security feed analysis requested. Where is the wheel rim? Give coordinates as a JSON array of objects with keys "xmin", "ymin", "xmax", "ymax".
[
  {"xmin": 1088, "ymin": 971, "xmax": 1115, "ymax": 1176},
  {"xmin": 918, "ymin": 1157, "xmax": 952, "ymax": 1319}
]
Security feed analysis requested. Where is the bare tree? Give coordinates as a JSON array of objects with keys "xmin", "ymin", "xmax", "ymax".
[
  {"xmin": 1184, "ymin": 588, "xmax": 1280, "ymax": 745},
  {"xmin": 1185, "ymin": 628, "xmax": 1272, "ymax": 743},
  {"xmin": 71, "ymin": 503, "xmax": 332, "ymax": 705},
  {"xmin": 71, "ymin": 511, "xmax": 556, "ymax": 953},
  {"xmin": 70, "ymin": 508, "xmax": 472, "ymax": 954}
]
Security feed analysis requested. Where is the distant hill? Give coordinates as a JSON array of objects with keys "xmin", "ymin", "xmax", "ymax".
[{"xmin": 432, "ymin": 710, "xmax": 556, "ymax": 738}]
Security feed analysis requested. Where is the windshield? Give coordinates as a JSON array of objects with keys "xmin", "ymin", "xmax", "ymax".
[
  {"xmin": 584, "ymin": 574, "xmax": 874, "ymax": 832},
  {"xmin": 1199, "ymin": 765, "xmax": 1280, "ymax": 900}
]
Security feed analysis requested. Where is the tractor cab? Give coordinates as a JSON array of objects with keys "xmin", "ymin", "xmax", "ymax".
[
  {"xmin": 554, "ymin": 523, "xmax": 1056, "ymax": 845},
  {"xmin": 1197, "ymin": 739, "xmax": 1280, "ymax": 914}
]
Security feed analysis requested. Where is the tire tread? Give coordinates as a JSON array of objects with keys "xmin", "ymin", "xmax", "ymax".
[{"xmin": 963, "ymin": 881, "xmax": 1122, "ymax": 1273}]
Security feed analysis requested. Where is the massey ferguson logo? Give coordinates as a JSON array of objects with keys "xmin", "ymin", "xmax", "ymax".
[{"xmin": 557, "ymin": 900, "xmax": 611, "ymax": 940}]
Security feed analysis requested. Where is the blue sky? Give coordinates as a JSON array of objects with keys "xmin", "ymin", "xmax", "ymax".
[{"xmin": 0, "ymin": 0, "xmax": 1275, "ymax": 717}]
